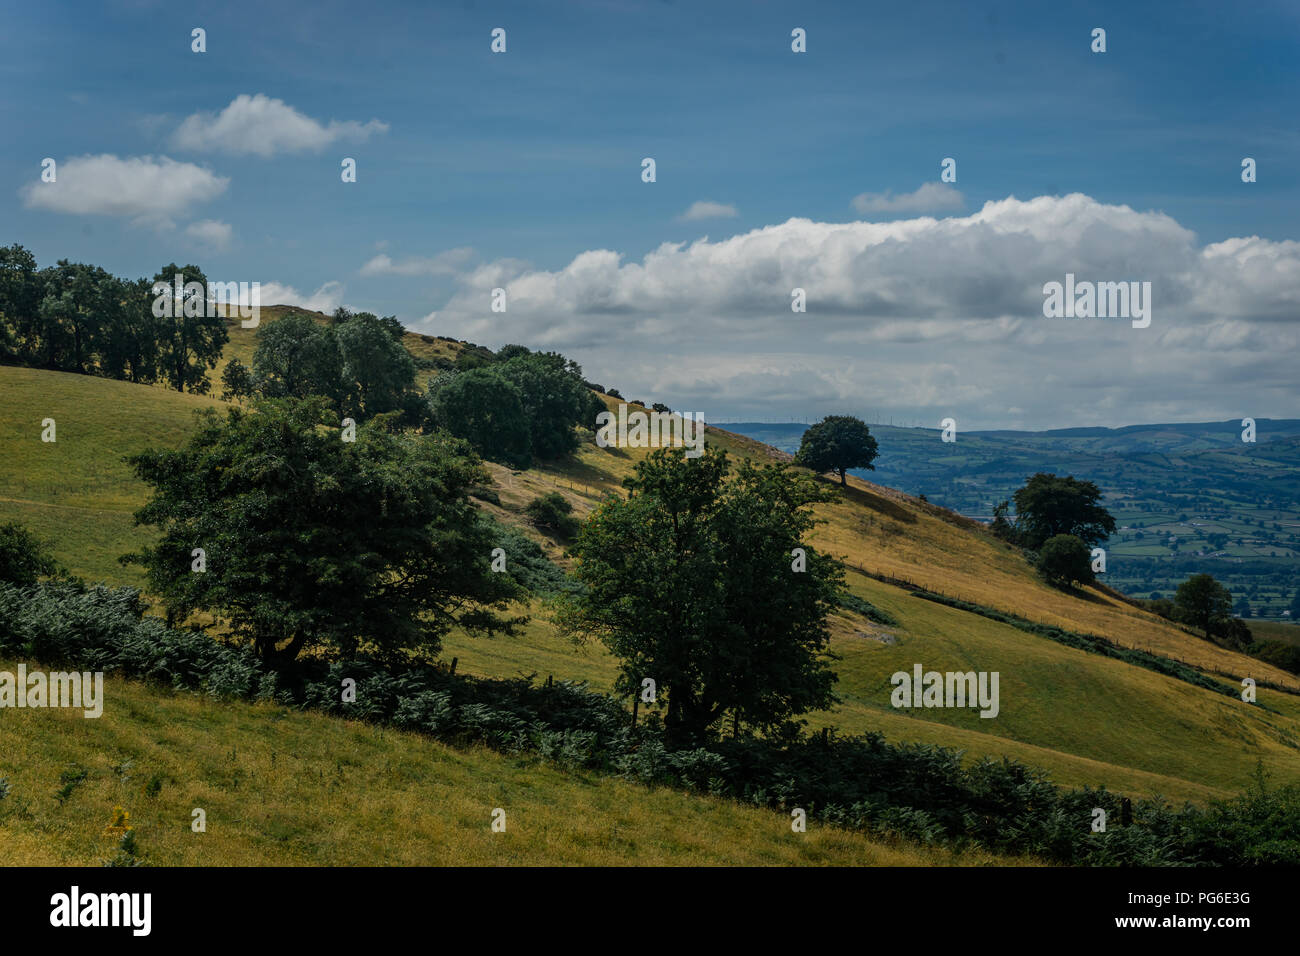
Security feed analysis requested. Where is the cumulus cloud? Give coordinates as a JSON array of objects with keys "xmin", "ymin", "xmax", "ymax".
[
  {"xmin": 184, "ymin": 219, "xmax": 233, "ymax": 251},
  {"xmin": 252, "ymin": 280, "xmax": 346, "ymax": 313},
  {"xmin": 172, "ymin": 94, "xmax": 388, "ymax": 157},
  {"xmin": 19, "ymin": 154, "xmax": 228, "ymax": 225},
  {"xmin": 360, "ymin": 247, "xmax": 475, "ymax": 277},
  {"xmin": 415, "ymin": 193, "xmax": 1300, "ymax": 428},
  {"xmin": 678, "ymin": 200, "xmax": 738, "ymax": 221},
  {"xmin": 851, "ymin": 181, "xmax": 965, "ymax": 215}
]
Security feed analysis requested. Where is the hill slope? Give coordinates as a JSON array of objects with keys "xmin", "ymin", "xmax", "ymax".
[{"xmin": 3, "ymin": 312, "xmax": 1299, "ymax": 821}]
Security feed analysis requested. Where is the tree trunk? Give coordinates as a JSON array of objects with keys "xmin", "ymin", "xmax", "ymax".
[{"xmin": 839, "ymin": 469, "xmax": 846, "ymax": 486}]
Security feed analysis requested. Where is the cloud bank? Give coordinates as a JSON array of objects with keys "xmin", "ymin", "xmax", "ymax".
[{"xmin": 417, "ymin": 194, "xmax": 1300, "ymax": 428}]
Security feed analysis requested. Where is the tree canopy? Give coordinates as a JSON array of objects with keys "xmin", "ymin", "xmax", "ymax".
[
  {"xmin": 795, "ymin": 415, "xmax": 880, "ymax": 486},
  {"xmin": 123, "ymin": 397, "xmax": 521, "ymax": 664},
  {"xmin": 559, "ymin": 447, "xmax": 842, "ymax": 746},
  {"xmin": 1012, "ymin": 472, "xmax": 1116, "ymax": 550}
]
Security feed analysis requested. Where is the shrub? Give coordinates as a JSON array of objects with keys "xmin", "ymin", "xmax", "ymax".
[{"xmin": 523, "ymin": 492, "xmax": 581, "ymax": 540}]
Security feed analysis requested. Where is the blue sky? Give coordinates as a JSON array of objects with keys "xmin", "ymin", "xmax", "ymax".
[{"xmin": 3, "ymin": 0, "xmax": 1298, "ymax": 427}]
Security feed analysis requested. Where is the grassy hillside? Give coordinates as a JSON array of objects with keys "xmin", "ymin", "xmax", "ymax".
[
  {"xmin": 0, "ymin": 661, "xmax": 1012, "ymax": 866},
  {"xmin": 3, "ymin": 309, "xmax": 1300, "ymax": 842}
]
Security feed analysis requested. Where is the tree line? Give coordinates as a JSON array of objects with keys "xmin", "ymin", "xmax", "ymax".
[{"xmin": 0, "ymin": 245, "xmax": 227, "ymax": 393}]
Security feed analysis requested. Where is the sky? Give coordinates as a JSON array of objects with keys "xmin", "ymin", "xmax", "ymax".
[{"xmin": 3, "ymin": 0, "xmax": 1298, "ymax": 429}]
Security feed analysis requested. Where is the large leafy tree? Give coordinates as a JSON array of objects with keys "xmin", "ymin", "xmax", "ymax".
[
  {"xmin": 335, "ymin": 313, "xmax": 417, "ymax": 419},
  {"xmin": 559, "ymin": 447, "xmax": 842, "ymax": 746},
  {"xmin": 124, "ymin": 397, "xmax": 522, "ymax": 664},
  {"xmin": 34, "ymin": 260, "xmax": 124, "ymax": 373},
  {"xmin": 252, "ymin": 313, "xmax": 343, "ymax": 402},
  {"xmin": 1012, "ymin": 472, "xmax": 1116, "ymax": 550},
  {"xmin": 795, "ymin": 415, "xmax": 880, "ymax": 486},
  {"xmin": 496, "ymin": 350, "xmax": 596, "ymax": 460},
  {"xmin": 1036, "ymin": 534, "xmax": 1094, "ymax": 588},
  {"xmin": 1174, "ymin": 573, "xmax": 1234, "ymax": 640},
  {"xmin": 0, "ymin": 244, "xmax": 42, "ymax": 364},
  {"xmin": 151, "ymin": 263, "xmax": 228, "ymax": 393},
  {"xmin": 428, "ymin": 368, "xmax": 532, "ymax": 468}
]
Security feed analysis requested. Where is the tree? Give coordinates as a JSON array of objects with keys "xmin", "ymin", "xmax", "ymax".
[
  {"xmin": 123, "ymin": 397, "xmax": 521, "ymax": 664},
  {"xmin": 335, "ymin": 313, "xmax": 417, "ymax": 419},
  {"xmin": 151, "ymin": 263, "xmax": 228, "ymax": 393},
  {"xmin": 220, "ymin": 358, "xmax": 255, "ymax": 402},
  {"xmin": 495, "ymin": 351, "xmax": 594, "ymax": 460},
  {"xmin": 1036, "ymin": 534, "xmax": 1094, "ymax": 588},
  {"xmin": 0, "ymin": 244, "xmax": 43, "ymax": 364},
  {"xmin": 795, "ymin": 415, "xmax": 879, "ymax": 486},
  {"xmin": 559, "ymin": 447, "xmax": 841, "ymax": 747},
  {"xmin": 524, "ymin": 492, "xmax": 580, "ymax": 540},
  {"xmin": 252, "ymin": 314, "xmax": 342, "ymax": 402},
  {"xmin": 1011, "ymin": 473, "xmax": 1116, "ymax": 550},
  {"xmin": 428, "ymin": 368, "xmax": 532, "ymax": 468},
  {"xmin": 989, "ymin": 499, "xmax": 1017, "ymax": 542},
  {"xmin": 0, "ymin": 521, "xmax": 59, "ymax": 587},
  {"xmin": 1174, "ymin": 573, "xmax": 1233, "ymax": 640}
]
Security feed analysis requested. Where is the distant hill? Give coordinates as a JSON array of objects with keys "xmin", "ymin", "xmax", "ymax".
[{"xmin": 720, "ymin": 420, "xmax": 1300, "ymax": 619}]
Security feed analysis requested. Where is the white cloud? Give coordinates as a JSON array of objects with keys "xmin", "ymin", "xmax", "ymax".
[
  {"xmin": 360, "ymin": 247, "xmax": 475, "ymax": 277},
  {"xmin": 416, "ymin": 193, "xmax": 1300, "ymax": 427},
  {"xmin": 851, "ymin": 181, "xmax": 965, "ymax": 215},
  {"xmin": 252, "ymin": 280, "xmax": 346, "ymax": 313},
  {"xmin": 19, "ymin": 154, "xmax": 228, "ymax": 224},
  {"xmin": 678, "ymin": 200, "xmax": 738, "ymax": 221},
  {"xmin": 184, "ymin": 219, "xmax": 233, "ymax": 251},
  {"xmin": 172, "ymin": 94, "xmax": 389, "ymax": 157}
]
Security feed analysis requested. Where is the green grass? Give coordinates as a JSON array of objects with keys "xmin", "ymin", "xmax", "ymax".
[{"xmin": 0, "ymin": 662, "xmax": 1020, "ymax": 866}]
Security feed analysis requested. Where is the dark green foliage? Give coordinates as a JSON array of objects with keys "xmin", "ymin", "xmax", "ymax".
[
  {"xmin": 427, "ymin": 350, "xmax": 598, "ymax": 466},
  {"xmin": 1012, "ymin": 472, "xmax": 1117, "ymax": 550},
  {"xmin": 479, "ymin": 515, "xmax": 583, "ymax": 598},
  {"xmin": 122, "ymin": 397, "xmax": 522, "ymax": 663},
  {"xmin": 1037, "ymin": 533, "xmax": 1095, "ymax": 587},
  {"xmin": 1175, "ymin": 573, "xmax": 1234, "ymax": 640},
  {"xmin": 795, "ymin": 415, "xmax": 880, "ymax": 486},
  {"xmin": 0, "ymin": 521, "xmax": 59, "ymax": 587},
  {"xmin": 55, "ymin": 765, "xmax": 88, "ymax": 803},
  {"xmin": 220, "ymin": 357, "xmax": 255, "ymax": 401},
  {"xmin": 1253, "ymin": 641, "xmax": 1300, "ymax": 675},
  {"xmin": 4, "ymin": 578, "xmax": 1296, "ymax": 865},
  {"xmin": 427, "ymin": 368, "xmax": 532, "ymax": 468},
  {"xmin": 836, "ymin": 591, "xmax": 899, "ymax": 627},
  {"xmin": 560, "ymin": 447, "xmax": 842, "ymax": 745},
  {"xmin": 523, "ymin": 492, "xmax": 580, "ymax": 540},
  {"xmin": 150, "ymin": 263, "xmax": 228, "ymax": 393}
]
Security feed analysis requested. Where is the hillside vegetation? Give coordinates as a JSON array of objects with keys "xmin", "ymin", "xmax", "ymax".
[{"xmin": 3, "ymin": 307, "xmax": 1299, "ymax": 866}]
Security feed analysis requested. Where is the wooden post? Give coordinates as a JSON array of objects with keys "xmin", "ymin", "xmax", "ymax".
[{"xmin": 449, "ymin": 657, "xmax": 457, "ymax": 675}]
